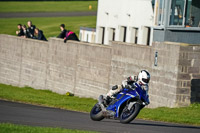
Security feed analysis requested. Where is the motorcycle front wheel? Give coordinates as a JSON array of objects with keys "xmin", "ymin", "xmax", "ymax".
[
  {"xmin": 90, "ymin": 103, "xmax": 105, "ymax": 121},
  {"xmin": 120, "ymin": 103, "xmax": 141, "ymax": 124}
]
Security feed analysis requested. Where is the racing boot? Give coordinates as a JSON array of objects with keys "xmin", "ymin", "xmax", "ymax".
[{"xmin": 98, "ymin": 95, "xmax": 106, "ymax": 111}]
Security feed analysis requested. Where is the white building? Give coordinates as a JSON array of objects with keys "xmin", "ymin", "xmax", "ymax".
[
  {"xmin": 96, "ymin": 0, "xmax": 154, "ymax": 45},
  {"xmin": 80, "ymin": 0, "xmax": 200, "ymax": 45}
]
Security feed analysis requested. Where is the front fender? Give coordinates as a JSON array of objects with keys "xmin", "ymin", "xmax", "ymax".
[{"xmin": 116, "ymin": 95, "xmax": 134, "ymax": 117}]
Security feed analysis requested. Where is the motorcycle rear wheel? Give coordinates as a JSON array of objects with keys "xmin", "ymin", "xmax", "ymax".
[
  {"xmin": 120, "ymin": 103, "xmax": 140, "ymax": 124},
  {"xmin": 90, "ymin": 103, "xmax": 105, "ymax": 121}
]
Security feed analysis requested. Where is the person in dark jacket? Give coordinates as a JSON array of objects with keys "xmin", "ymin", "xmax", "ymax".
[
  {"xmin": 57, "ymin": 24, "xmax": 67, "ymax": 39},
  {"xmin": 34, "ymin": 28, "xmax": 47, "ymax": 41},
  {"xmin": 22, "ymin": 25, "xmax": 31, "ymax": 38},
  {"xmin": 16, "ymin": 24, "xmax": 24, "ymax": 37},
  {"xmin": 64, "ymin": 30, "xmax": 79, "ymax": 43},
  {"xmin": 27, "ymin": 20, "xmax": 36, "ymax": 38}
]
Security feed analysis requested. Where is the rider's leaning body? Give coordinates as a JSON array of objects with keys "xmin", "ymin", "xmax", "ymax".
[{"xmin": 105, "ymin": 70, "xmax": 150, "ymax": 106}]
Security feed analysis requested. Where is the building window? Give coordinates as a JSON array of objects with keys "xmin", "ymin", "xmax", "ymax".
[
  {"xmin": 169, "ymin": 0, "xmax": 200, "ymax": 27},
  {"xmin": 119, "ymin": 26, "xmax": 127, "ymax": 42},
  {"xmin": 97, "ymin": 27, "xmax": 105, "ymax": 44},
  {"xmin": 185, "ymin": 0, "xmax": 192, "ymax": 26},
  {"xmin": 108, "ymin": 28, "xmax": 115, "ymax": 42},
  {"xmin": 153, "ymin": 0, "xmax": 200, "ymax": 28},
  {"xmin": 154, "ymin": 0, "xmax": 165, "ymax": 26},
  {"xmin": 146, "ymin": 27, "xmax": 151, "ymax": 46},
  {"xmin": 86, "ymin": 34, "xmax": 89, "ymax": 42},
  {"xmin": 130, "ymin": 27, "xmax": 138, "ymax": 44},
  {"xmin": 169, "ymin": 0, "xmax": 186, "ymax": 26},
  {"xmin": 187, "ymin": 0, "xmax": 200, "ymax": 27}
]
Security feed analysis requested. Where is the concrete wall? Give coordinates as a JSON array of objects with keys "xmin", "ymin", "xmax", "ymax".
[
  {"xmin": 0, "ymin": 34, "xmax": 48, "ymax": 89},
  {"xmin": 177, "ymin": 44, "xmax": 200, "ymax": 106},
  {"xmin": 110, "ymin": 41, "xmax": 180, "ymax": 108},
  {"xmin": 0, "ymin": 35, "xmax": 111, "ymax": 99},
  {"xmin": 151, "ymin": 42, "xmax": 180, "ymax": 107},
  {"xmin": 0, "ymin": 34, "xmax": 199, "ymax": 108}
]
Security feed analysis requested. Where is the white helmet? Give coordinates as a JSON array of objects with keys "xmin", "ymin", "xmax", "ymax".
[{"xmin": 138, "ymin": 70, "xmax": 150, "ymax": 85}]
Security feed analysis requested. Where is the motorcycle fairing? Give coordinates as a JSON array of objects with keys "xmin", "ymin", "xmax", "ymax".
[
  {"xmin": 134, "ymin": 83, "xmax": 149, "ymax": 102},
  {"xmin": 106, "ymin": 88, "xmax": 139, "ymax": 117}
]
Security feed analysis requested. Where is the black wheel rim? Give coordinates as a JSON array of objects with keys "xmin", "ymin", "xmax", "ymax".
[
  {"xmin": 121, "ymin": 105, "xmax": 135, "ymax": 120},
  {"xmin": 92, "ymin": 104, "xmax": 102, "ymax": 115}
]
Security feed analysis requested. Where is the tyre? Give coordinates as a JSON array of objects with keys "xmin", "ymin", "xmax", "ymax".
[
  {"xmin": 120, "ymin": 103, "xmax": 141, "ymax": 124},
  {"xmin": 90, "ymin": 103, "xmax": 105, "ymax": 121}
]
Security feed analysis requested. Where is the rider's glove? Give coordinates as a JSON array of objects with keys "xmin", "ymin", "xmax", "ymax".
[
  {"xmin": 127, "ymin": 76, "xmax": 133, "ymax": 82},
  {"xmin": 127, "ymin": 76, "xmax": 137, "ymax": 85}
]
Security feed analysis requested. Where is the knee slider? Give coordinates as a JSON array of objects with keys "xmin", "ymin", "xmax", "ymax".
[{"xmin": 112, "ymin": 85, "xmax": 118, "ymax": 90}]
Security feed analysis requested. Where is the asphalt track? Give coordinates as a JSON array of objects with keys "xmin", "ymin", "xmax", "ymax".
[
  {"xmin": 0, "ymin": 11, "xmax": 97, "ymax": 18},
  {"xmin": 0, "ymin": 100, "xmax": 200, "ymax": 133}
]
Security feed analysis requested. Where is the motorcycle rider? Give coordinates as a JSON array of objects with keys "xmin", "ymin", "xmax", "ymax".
[{"xmin": 102, "ymin": 70, "xmax": 150, "ymax": 106}]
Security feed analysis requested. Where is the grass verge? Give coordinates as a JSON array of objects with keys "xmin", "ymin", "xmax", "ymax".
[
  {"xmin": 138, "ymin": 104, "xmax": 200, "ymax": 126},
  {"xmin": 0, "ymin": 83, "xmax": 97, "ymax": 113},
  {"xmin": 0, "ymin": 16, "xmax": 97, "ymax": 39},
  {"xmin": 0, "ymin": 123, "xmax": 99, "ymax": 133},
  {"xmin": 0, "ymin": 1, "xmax": 97, "ymax": 13},
  {"xmin": 0, "ymin": 83, "xmax": 199, "ymax": 126}
]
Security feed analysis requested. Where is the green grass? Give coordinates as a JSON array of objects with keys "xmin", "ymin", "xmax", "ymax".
[
  {"xmin": 0, "ymin": 16, "xmax": 97, "ymax": 39},
  {"xmin": 138, "ymin": 104, "xmax": 200, "ymax": 126},
  {"xmin": 0, "ymin": 123, "xmax": 99, "ymax": 133},
  {"xmin": 0, "ymin": 83, "xmax": 200, "ymax": 126},
  {"xmin": 0, "ymin": 1, "xmax": 97, "ymax": 13},
  {"xmin": 0, "ymin": 83, "xmax": 97, "ymax": 112}
]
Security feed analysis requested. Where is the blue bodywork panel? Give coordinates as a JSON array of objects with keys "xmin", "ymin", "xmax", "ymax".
[{"xmin": 106, "ymin": 82, "xmax": 149, "ymax": 118}]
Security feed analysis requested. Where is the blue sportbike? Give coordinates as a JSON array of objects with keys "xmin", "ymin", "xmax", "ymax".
[{"xmin": 90, "ymin": 82, "xmax": 150, "ymax": 124}]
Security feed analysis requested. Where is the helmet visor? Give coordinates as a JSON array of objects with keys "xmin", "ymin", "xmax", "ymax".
[{"xmin": 142, "ymin": 78, "xmax": 149, "ymax": 84}]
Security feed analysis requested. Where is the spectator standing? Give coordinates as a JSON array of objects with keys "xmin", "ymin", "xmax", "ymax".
[
  {"xmin": 16, "ymin": 24, "xmax": 24, "ymax": 37},
  {"xmin": 34, "ymin": 28, "xmax": 47, "ymax": 41},
  {"xmin": 57, "ymin": 24, "xmax": 67, "ymax": 39},
  {"xmin": 27, "ymin": 20, "xmax": 36, "ymax": 38}
]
